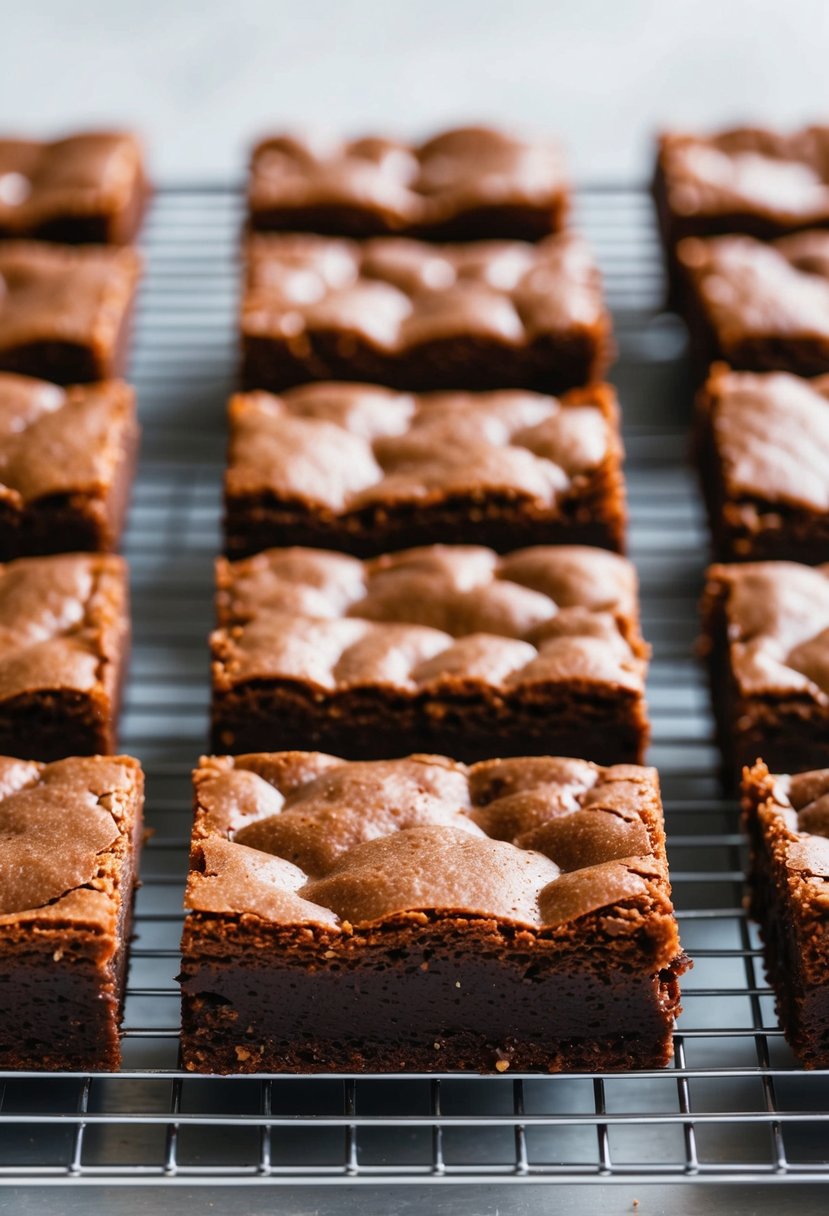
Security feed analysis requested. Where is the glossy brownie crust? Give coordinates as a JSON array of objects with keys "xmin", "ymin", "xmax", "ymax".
[
  {"xmin": 248, "ymin": 126, "xmax": 568, "ymax": 240},
  {"xmin": 210, "ymin": 544, "xmax": 650, "ymax": 765},
  {"xmin": 696, "ymin": 365, "xmax": 829, "ymax": 563},
  {"xmin": 678, "ymin": 231, "xmax": 829, "ymax": 379},
  {"xmin": 0, "ymin": 132, "xmax": 148, "ymax": 244},
  {"xmin": 701, "ymin": 560, "xmax": 829, "ymax": 778},
  {"xmin": 0, "ymin": 754, "xmax": 144, "ymax": 1071},
  {"xmin": 180, "ymin": 752, "xmax": 686, "ymax": 1073},
  {"xmin": 224, "ymin": 382, "xmax": 626, "ymax": 559},
  {"xmin": 0, "ymin": 553, "xmax": 130, "ymax": 760},
  {"xmin": 0, "ymin": 374, "xmax": 139, "ymax": 559},
  {"xmin": 0, "ymin": 242, "xmax": 141, "ymax": 384},
  {"xmin": 743, "ymin": 761, "xmax": 829, "ymax": 1068},
  {"xmin": 240, "ymin": 232, "xmax": 611, "ymax": 395}
]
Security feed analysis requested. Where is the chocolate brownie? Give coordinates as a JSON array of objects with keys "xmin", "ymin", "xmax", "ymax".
[
  {"xmin": 224, "ymin": 381, "xmax": 626, "ymax": 559},
  {"xmin": 0, "ymin": 241, "xmax": 141, "ymax": 384},
  {"xmin": 654, "ymin": 126, "xmax": 829, "ymax": 298},
  {"xmin": 677, "ymin": 231, "xmax": 829, "ymax": 378},
  {"xmin": 0, "ymin": 552, "xmax": 129, "ymax": 760},
  {"xmin": 700, "ymin": 560, "xmax": 829, "ymax": 777},
  {"xmin": 0, "ymin": 131, "xmax": 148, "ymax": 244},
  {"xmin": 743, "ymin": 760, "xmax": 829, "ymax": 1069},
  {"xmin": 210, "ymin": 544, "xmax": 650, "ymax": 764},
  {"xmin": 0, "ymin": 373, "xmax": 139, "ymax": 559},
  {"xmin": 248, "ymin": 126, "xmax": 569, "ymax": 240},
  {"xmin": 696, "ymin": 365, "xmax": 829, "ymax": 563},
  {"xmin": 0, "ymin": 754, "xmax": 144, "ymax": 1071},
  {"xmin": 240, "ymin": 232, "xmax": 612, "ymax": 394},
  {"xmin": 180, "ymin": 751, "xmax": 687, "ymax": 1074}
]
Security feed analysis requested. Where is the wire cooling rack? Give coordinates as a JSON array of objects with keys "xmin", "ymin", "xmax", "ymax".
[{"xmin": 0, "ymin": 183, "xmax": 828, "ymax": 1194}]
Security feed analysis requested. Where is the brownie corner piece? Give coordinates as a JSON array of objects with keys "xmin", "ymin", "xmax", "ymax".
[
  {"xmin": 742, "ymin": 759, "xmax": 829, "ymax": 1068},
  {"xmin": 180, "ymin": 751, "xmax": 686, "ymax": 1074},
  {"xmin": 210, "ymin": 543, "xmax": 650, "ymax": 765},
  {"xmin": 223, "ymin": 380, "xmax": 626, "ymax": 559},
  {"xmin": 247, "ymin": 125, "xmax": 569, "ymax": 241},
  {"xmin": 0, "ymin": 130, "xmax": 149, "ymax": 244},
  {"xmin": 696, "ymin": 364, "xmax": 829, "ymax": 563},
  {"xmin": 240, "ymin": 231, "xmax": 611, "ymax": 394},
  {"xmin": 0, "ymin": 551, "xmax": 130, "ymax": 759},
  {"xmin": 0, "ymin": 241, "xmax": 142, "ymax": 384},
  {"xmin": 0, "ymin": 373, "xmax": 139, "ymax": 558},
  {"xmin": 0, "ymin": 753, "xmax": 144, "ymax": 1071},
  {"xmin": 700, "ymin": 559, "xmax": 829, "ymax": 777}
]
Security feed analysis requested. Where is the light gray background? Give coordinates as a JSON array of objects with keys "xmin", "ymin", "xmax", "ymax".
[{"xmin": 2, "ymin": 0, "xmax": 828, "ymax": 182}]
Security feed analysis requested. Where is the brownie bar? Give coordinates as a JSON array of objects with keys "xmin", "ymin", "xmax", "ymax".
[
  {"xmin": 0, "ymin": 131, "xmax": 148, "ymax": 244},
  {"xmin": 0, "ymin": 241, "xmax": 141, "ymax": 384},
  {"xmin": 743, "ymin": 761, "xmax": 829, "ymax": 1069},
  {"xmin": 0, "ymin": 754, "xmax": 144, "ymax": 1071},
  {"xmin": 0, "ymin": 373, "xmax": 139, "ymax": 559},
  {"xmin": 677, "ymin": 231, "xmax": 829, "ymax": 379},
  {"xmin": 240, "ymin": 232, "xmax": 612, "ymax": 394},
  {"xmin": 0, "ymin": 552, "xmax": 129, "ymax": 760},
  {"xmin": 654, "ymin": 126, "xmax": 829, "ymax": 299},
  {"xmin": 700, "ymin": 560, "xmax": 829, "ymax": 778},
  {"xmin": 696, "ymin": 364, "xmax": 829, "ymax": 563},
  {"xmin": 211, "ymin": 544, "xmax": 650, "ymax": 765},
  {"xmin": 248, "ymin": 126, "xmax": 569, "ymax": 240},
  {"xmin": 224, "ymin": 381, "xmax": 626, "ymax": 559},
  {"xmin": 180, "ymin": 751, "xmax": 687, "ymax": 1073}
]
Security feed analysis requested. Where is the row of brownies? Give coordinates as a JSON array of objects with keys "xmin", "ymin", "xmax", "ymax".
[
  {"xmin": 0, "ymin": 124, "xmax": 827, "ymax": 1077},
  {"xmin": 658, "ymin": 122, "xmax": 829, "ymax": 1069},
  {"xmin": 183, "ymin": 127, "xmax": 690, "ymax": 1075},
  {"xmin": 0, "ymin": 130, "xmax": 148, "ymax": 1071}
]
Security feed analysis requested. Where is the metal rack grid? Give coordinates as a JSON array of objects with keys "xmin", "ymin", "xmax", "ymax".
[{"xmin": 1, "ymin": 183, "xmax": 828, "ymax": 1191}]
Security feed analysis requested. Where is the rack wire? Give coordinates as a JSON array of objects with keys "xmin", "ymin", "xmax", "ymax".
[{"xmin": 1, "ymin": 183, "xmax": 828, "ymax": 1189}]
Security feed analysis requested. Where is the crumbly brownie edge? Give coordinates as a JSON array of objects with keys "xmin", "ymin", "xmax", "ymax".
[
  {"xmin": 742, "ymin": 762, "xmax": 829, "ymax": 1068},
  {"xmin": 180, "ymin": 913, "xmax": 686, "ymax": 1075}
]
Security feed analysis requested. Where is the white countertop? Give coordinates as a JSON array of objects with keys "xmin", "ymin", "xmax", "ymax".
[{"xmin": 2, "ymin": 0, "xmax": 828, "ymax": 183}]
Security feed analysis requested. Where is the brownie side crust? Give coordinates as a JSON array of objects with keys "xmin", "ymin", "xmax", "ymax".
[
  {"xmin": 248, "ymin": 126, "xmax": 569, "ymax": 240},
  {"xmin": 0, "ymin": 242, "xmax": 142, "ymax": 384},
  {"xmin": 210, "ymin": 544, "xmax": 650, "ymax": 765},
  {"xmin": 0, "ymin": 374, "xmax": 139, "ymax": 559},
  {"xmin": 0, "ymin": 552, "xmax": 130, "ymax": 760},
  {"xmin": 223, "ymin": 382, "xmax": 626, "ymax": 559},
  {"xmin": 0, "ymin": 131, "xmax": 148, "ymax": 244},
  {"xmin": 743, "ymin": 761, "xmax": 829, "ymax": 1068},
  {"xmin": 180, "ymin": 752, "xmax": 687, "ymax": 1073},
  {"xmin": 240, "ymin": 232, "xmax": 612, "ymax": 395},
  {"xmin": 700, "ymin": 560, "xmax": 829, "ymax": 779},
  {"xmin": 696, "ymin": 364, "xmax": 829, "ymax": 563},
  {"xmin": 0, "ymin": 754, "xmax": 144, "ymax": 1071}
]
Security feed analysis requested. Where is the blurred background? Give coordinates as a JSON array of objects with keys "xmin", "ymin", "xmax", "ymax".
[{"xmin": 3, "ymin": 0, "xmax": 828, "ymax": 181}]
